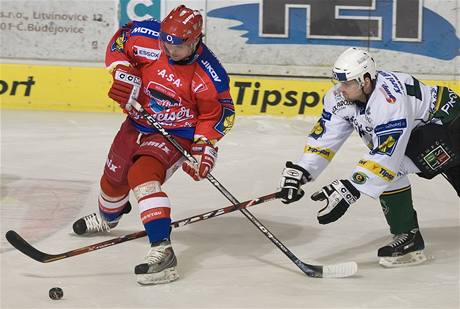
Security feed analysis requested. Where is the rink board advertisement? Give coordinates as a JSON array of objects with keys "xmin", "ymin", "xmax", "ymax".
[
  {"xmin": 0, "ymin": 64, "xmax": 325, "ymax": 116},
  {"xmin": 1, "ymin": 64, "xmax": 459, "ymax": 116},
  {"xmin": 205, "ymin": 0, "xmax": 460, "ymax": 77},
  {"xmin": 0, "ymin": 64, "xmax": 115, "ymax": 112},
  {"xmin": 230, "ymin": 76, "xmax": 327, "ymax": 116},
  {"xmin": 0, "ymin": 1, "xmax": 118, "ymax": 61}
]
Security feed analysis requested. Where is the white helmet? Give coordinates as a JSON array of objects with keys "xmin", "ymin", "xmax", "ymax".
[{"xmin": 332, "ymin": 47, "xmax": 377, "ymax": 86}]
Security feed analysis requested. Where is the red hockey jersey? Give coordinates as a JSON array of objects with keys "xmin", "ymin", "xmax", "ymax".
[{"xmin": 105, "ymin": 19, "xmax": 235, "ymax": 142}]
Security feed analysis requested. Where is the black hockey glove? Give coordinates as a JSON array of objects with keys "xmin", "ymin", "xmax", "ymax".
[
  {"xmin": 311, "ymin": 179, "xmax": 361, "ymax": 224},
  {"xmin": 279, "ymin": 161, "xmax": 311, "ymax": 204}
]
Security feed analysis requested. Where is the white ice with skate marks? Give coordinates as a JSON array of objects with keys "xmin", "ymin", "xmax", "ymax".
[{"xmin": 1, "ymin": 110, "xmax": 459, "ymax": 308}]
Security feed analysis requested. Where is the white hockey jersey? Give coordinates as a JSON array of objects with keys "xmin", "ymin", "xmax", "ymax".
[{"xmin": 297, "ymin": 70, "xmax": 440, "ymax": 198}]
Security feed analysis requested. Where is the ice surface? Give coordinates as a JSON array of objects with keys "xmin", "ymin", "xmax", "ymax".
[{"xmin": 1, "ymin": 110, "xmax": 459, "ymax": 308}]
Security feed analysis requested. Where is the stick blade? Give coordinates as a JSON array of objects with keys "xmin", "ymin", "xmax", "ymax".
[
  {"xmin": 321, "ymin": 261, "xmax": 358, "ymax": 278},
  {"xmin": 5, "ymin": 230, "xmax": 58, "ymax": 263}
]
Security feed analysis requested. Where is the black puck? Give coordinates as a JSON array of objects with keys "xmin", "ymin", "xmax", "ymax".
[{"xmin": 49, "ymin": 287, "xmax": 63, "ymax": 300}]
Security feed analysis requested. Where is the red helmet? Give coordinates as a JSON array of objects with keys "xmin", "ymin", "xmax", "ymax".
[{"xmin": 160, "ymin": 5, "xmax": 203, "ymax": 45}]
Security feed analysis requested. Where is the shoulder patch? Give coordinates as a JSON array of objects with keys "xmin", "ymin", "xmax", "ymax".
[
  {"xmin": 309, "ymin": 118, "xmax": 326, "ymax": 140},
  {"xmin": 372, "ymin": 130, "xmax": 403, "ymax": 156},
  {"xmin": 214, "ymin": 107, "xmax": 235, "ymax": 135},
  {"xmin": 111, "ymin": 31, "xmax": 128, "ymax": 52}
]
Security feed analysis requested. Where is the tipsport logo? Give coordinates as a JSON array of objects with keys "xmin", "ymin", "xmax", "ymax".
[
  {"xmin": 208, "ymin": 0, "xmax": 460, "ymax": 60},
  {"xmin": 119, "ymin": 0, "xmax": 161, "ymax": 27}
]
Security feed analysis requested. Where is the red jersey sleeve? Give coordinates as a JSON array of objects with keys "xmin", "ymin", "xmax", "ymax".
[
  {"xmin": 192, "ymin": 45, "xmax": 235, "ymax": 143},
  {"xmin": 105, "ymin": 22, "xmax": 137, "ymax": 71},
  {"xmin": 194, "ymin": 85, "xmax": 235, "ymax": 143}
]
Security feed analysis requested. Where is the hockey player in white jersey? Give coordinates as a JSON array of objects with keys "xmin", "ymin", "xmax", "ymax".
[{"xmin": 279, "ymin": 47, "xmax": 460, "ymax": 267}]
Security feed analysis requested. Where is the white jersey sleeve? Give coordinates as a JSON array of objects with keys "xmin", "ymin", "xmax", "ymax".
[
  {"xmin": 297, "ymin": 88, "xmax": 354, "ymax": 179},
  {"xmin": 349, "ymin": 72, "xmax": 422, "ymax": 198}
]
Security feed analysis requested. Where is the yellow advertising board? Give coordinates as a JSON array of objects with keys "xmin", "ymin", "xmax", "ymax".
[
  {"xmin": 229, "ymin": 76, "xmax": 329, "ymax": 117},
  {"xmin": 1, "ymin": 63, "xmax": 459, "ymax": 116},
  {"xmin": 0, "ymin": 64, "xmax": 116, "ymax": 112}
]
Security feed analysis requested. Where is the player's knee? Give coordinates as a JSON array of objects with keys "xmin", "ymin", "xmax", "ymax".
[
  {"xmin": 100, "ymin": 174, "xmax": 130, "ymax": 199},
  {"xmin": 128, "ymin": 156, "xmax": 166, "ymax": 200}
]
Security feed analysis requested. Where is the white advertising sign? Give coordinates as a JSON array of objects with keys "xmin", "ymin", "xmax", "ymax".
[
  {"xmin": 205, "ymin": 0, "xmax": 460, "ymax": 78},
  {"xmin": 0, "ymin": 0, "xmax": 118, "ymax": 61}
]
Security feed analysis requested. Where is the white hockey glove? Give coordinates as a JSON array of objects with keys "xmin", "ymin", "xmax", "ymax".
[
  {"xmin": 279, "ymin": 161, "xmax": 311, "ymax": 204},
  {"xmin": 311, "ymin": 179, "xmax": 360, "ymax": 224}
]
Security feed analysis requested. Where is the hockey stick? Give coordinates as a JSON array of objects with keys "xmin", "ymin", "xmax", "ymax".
[
  {"xmin": 130, "ymin": 101, "xmax": 358, "ymax": 278},
  {"xmin": 5, "ymin": 192, "xmax": 280, "ymax": 263}
]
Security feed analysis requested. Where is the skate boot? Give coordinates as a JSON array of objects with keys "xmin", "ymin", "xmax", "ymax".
[
  {"xmin": 378, "ymin": 228, "xmax": 427, "ymax": 267},
  {"xmin": 134, "ymin": 239, "xmax": 179, "ymax": 285},
  {"xmin": 72, "ymin": 202, "xmax": 131, "ymax": 235}
]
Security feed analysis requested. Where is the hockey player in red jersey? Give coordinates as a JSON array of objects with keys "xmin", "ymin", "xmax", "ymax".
[
  {"xmin": 279, "ymin": 47, "xmax": 459, "ymax": 268},
  {"xmin": 72, "ymin": 5, "xmax": 235, "ymax": 285}
]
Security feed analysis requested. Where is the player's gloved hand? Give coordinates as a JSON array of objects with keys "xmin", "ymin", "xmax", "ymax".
[
  {"xmin": 311, "ymin": 179, "xmax": 360, "ymax": 224},
  {"xmin": 108, "ymin": 64, "xmax": 141, "ymax": 109},
  {"xmin": 279, "ymin": 161, "xmax": 311, "ymax": 204},
  {"xmin": 182, "ymin": 141, "xmax": 218, "ymax": 181}
]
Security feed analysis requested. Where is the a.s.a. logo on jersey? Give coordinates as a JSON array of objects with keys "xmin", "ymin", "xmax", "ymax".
[{"xmin": 309, "ymin": 118, "xmax": 326, "ymax": 140}]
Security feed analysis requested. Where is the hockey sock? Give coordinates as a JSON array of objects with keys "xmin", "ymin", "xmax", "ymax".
[
  {"xmin": 98, "ymin": 193, "xmax": 130, "ymax": 222},
  {"xmin": 127, "ymin": 156, "xmax": 171, "ymax": 243},
  {"xmin": 138, "ymin": 192, "xmax": 172, "ymax": 243},
  {"xmin": 379, "ymin": 186, "xmax": 418, "ymax": 235}
]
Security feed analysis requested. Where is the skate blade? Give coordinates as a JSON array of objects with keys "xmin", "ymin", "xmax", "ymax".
[
  {"xmin": 379, "ymin": 250, "xmax": 427, "ymax": 268},
  {"xmin": 136, "ymin": 267, "xmax": 179, "ymax": 285}
]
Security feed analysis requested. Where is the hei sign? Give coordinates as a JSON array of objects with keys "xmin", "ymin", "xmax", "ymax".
[{"xmin": 208, "ymin": 0, "xmax": 460, "ymax": 60}]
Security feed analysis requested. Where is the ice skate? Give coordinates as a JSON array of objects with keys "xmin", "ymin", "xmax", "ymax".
[
  {"xmin": 378, "ymin": 228, "xmax": 427, "ymax": 267},
  {"xmin": 134, "ymin": 239, "xmax": 179, "ymax": 285},
  {"xmin": 72, "ymin": 202, "xmax": 131, "ymax": 235}
]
